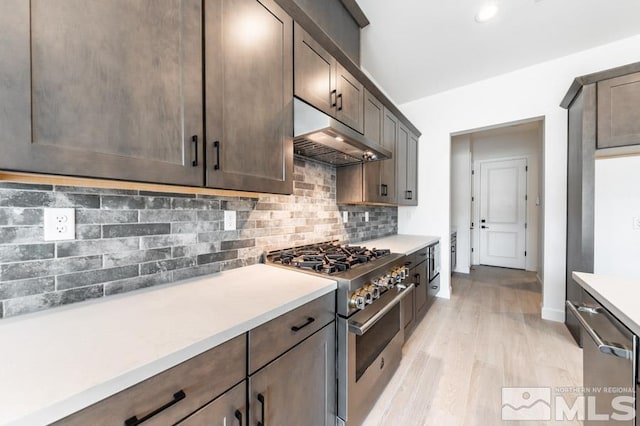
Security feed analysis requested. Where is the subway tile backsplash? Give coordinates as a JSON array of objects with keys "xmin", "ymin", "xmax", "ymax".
[{"xmin": 0, "ymin": 158, "xmax": 397, "ymax": 318}]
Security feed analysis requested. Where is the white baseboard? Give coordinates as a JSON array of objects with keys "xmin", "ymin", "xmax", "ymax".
[
  {"xmin": 536, "ymin": 273, "xmax": 543, "ymax": 287},
  {"xmin": 541, "ymin": 307, "xmax": 565, "ymax": 322}
]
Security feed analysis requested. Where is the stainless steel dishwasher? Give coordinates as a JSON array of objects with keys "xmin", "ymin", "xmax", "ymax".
[{"xmin": 566, "ymin": 293, "xmax": 637, "ymax": 425}]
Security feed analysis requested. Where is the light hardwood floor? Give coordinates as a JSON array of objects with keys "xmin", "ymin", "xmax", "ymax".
[{"xmin": 363, "ymin": 266, "xmax": 583, "ymax": 426}]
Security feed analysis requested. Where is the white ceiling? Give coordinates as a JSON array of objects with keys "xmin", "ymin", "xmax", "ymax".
[{"xmin": 357, "ymin": 0, "xmax": 640, "ymax": 104}]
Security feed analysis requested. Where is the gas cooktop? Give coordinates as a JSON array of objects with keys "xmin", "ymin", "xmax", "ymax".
[{"xmin": 266, "ymin": 241, "xmax": 392, "ymax": 275}]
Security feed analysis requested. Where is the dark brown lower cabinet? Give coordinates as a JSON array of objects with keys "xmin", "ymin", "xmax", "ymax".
[
  {"xmin": 401, "ymin": 285, "xmax": 415, "ymax": 334},
  {"xmin": 401, "ymin": 254, "xmax": 428, "ymax": 339},
  {"xmin": 249, "ymin": 323, "xmax": 336, "ymax": 426}
]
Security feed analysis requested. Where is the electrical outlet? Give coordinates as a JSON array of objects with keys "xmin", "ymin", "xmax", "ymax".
[
  {"xmin": 224, "ymin": 210, "xmax": 237, "ymax": 231},
  {"xmin": 365, "ymin": 211, "xmax": 369, "ymax": 222},
  {"xmin": 633, "ymin": 217, "xmax": 640, "ymax": 231},
  {"xmin": 44, "ymin": 208, "xmax": 75, "ymax": 241},
  {"xmin": 342, "ymin": 211, "xmax": 348, "ymax": 223}
]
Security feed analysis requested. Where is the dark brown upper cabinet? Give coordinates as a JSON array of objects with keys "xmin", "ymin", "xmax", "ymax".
[
  {"xmin": 397, "ymin": 123, "xmax": 418, "ymax": 206},
  {"xmin": 0, "ymin": 0, "xmax": 204, "ymax": 186},
  {"xmin": 597, "ymin": 71, "xmax": 640, "ymax": 149},
  {"xmin": 337, "ymin": 107, "xmax": 397, "ymax": 204},
  {"xmin": 294, "ymin": 24, "xmax": 364, "ymax": 134},
  {"xmin": 205, "ymin": 0, "xmax": 293, "ymax": 194},
  {"xmin": 364, "ymin": 89, "xmax": 384, "ymax": 146}
]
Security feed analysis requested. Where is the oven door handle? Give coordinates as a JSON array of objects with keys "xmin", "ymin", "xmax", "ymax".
[
  {"xmin": 349, "ymin": 284, "xmax": 414, "ymax": 336},
  {"xmin": 565, "ymin": 301, "xmax": 634, "ymax": 360}
]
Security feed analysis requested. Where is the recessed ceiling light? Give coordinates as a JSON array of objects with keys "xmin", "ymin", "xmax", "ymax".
[{"xmin": 475, "ymin": 2, "xmax": 498, "ymax": 23}]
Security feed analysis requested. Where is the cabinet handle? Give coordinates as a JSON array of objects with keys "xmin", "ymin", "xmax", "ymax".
[
  {"xmin": 257, "ymin": 393, "xmax": 266, "ymax": 426},
  {"xmin": 381, "ymin": 184, "xmax": 388, "ymax": 196},
  {"xmin": 414, "ymin": 273, "xmax": 420, "ymax": 286},
  {"xmin": 337, "ymin": 93, "xmax": 343, "ymax": 111},
  {"xmin": 234, "ymin": 409, "xmax": 243, "ymax": 426},
  {"xmin": 406, "ymin": 190, "xmax": 413, "ymax": 200},
  {"xmin": 291, "ymin": 316, "xmax": 315, "ymax": 332},
  {"xmin": 124, "ymin": 390, "xmax": 185, "ymax": 426},
  {"xmin": 213, "ymin": 141, "xmax": 220, "ymax": 170},
  {"xmin": 431, "ymin": 286, "xmax": 438, "ymax": 290},
  {"xmin": 331, "ymin": 89, "xmax": 337, "ymax": 107},
  {"xmin": 191, "ymin": 135, "xmax": 199, "ymax": 167}
]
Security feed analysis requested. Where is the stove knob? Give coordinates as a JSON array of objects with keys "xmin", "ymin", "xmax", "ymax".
[
  {"xmin": 374, "ymin": 278, "xmax": 387, "ymax": 288},
  {"xmin": 363, "ymin": 290, "xmax": 373, "ymax": 305},
  {"xmin": 401, "ymin": 267, "xmax": 408, "ymax": 279},
  {"xmin": 349, "ymin": 294, "xmax": 366, "ymax": 310},
  {"xmin": 366, "ymin": 285, "xmax": 380, "ymax": 299},
  {"xmin": 386, "ymin": 275, "xmax": 395, "ymax": 287}
]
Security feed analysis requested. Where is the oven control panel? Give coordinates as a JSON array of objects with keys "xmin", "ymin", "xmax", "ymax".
[{"xmin": 349, "ymin": 265, "xmax": 410, "ymax": 310}]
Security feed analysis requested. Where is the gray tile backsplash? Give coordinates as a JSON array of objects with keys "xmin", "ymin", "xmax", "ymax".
[{"xmin": 0, "ymin": 158, "xmax": 397, "ymax": 318}]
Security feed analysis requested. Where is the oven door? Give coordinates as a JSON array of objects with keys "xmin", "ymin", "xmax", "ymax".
[{"xmin": 337, "ymin": 284, "xmax": 413, "ymax": 426}]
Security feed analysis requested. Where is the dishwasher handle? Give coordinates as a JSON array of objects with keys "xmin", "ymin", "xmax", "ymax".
[{"xmin": 566, "ymin": 301, "xmax": 634, "ymax": 360}]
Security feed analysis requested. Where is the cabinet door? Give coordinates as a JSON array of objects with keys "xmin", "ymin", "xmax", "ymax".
[
  {"xmin": 401, "ymin": 285, "xmax": 415, "ymax": 334},
  {"xmin": 294, "ymin": 24, "xmax": 337, "ymax": 117},
  {"xmin": 249, "ymin": 323, "xmax": 336, "ymax": 426},
  {"xmin": 205, "ymin": 0, "xmax": 293, "ymax": 194},
  {"xmin": 364, "ymin": 89, "xmax": 383, "ymax": 146},
  {"xmin": 362, "ymin": 162, "xmax": 382, "ymax": 203},
  {"xmin": 380, "ymin": 108, "xmax": 398, "ymax": 203},
  {"xmin": 1, "ymin": 0, "xmax": 204, "ymax": 186},
  {"xmin": 597, "ymin": 72, "xmax": 640, "ymax": 149},
  {"xmin": 179, "ymin": 381, "xmax": 245, "ymax": 426},
  {"xmin": 414, "ymin": 263, "xmax": 427, "ymax": 317},
  {"xmin": 396, "ymin": 123, "xmax": 409, "ymax": 204},
  {"xmin": 405, "ymin": 132, "xmax": 419, "ymax": 205},
  {"xmin": 335, "ymin": 64, "xmax": 364, "ymax": 133},
  {"xmin": 0, "ymin": 0, "xmax": 30, "ymax": 160}
]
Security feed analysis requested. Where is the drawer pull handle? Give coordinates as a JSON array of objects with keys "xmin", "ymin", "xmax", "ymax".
[
  {"xmin": 234, "ymin": 409, "xmax": 243, "ymax": 426},
  {"xmin": 257, "ymin": 393, "xmax": 266, "ymax": 426},
  {"xmin": 291, "ymin": 316, "xmax": 315, "ymax": 332},
  {"xmin": 431, "ymin": 286, "xmax": 438, "ymax": 290},
  {"xmin": 124, "ymin": 390, "xmax": 185, "ymax": 426},
  {"xmin": 414, "ymin": 273, "xmax": 420, "ymax": 286}
]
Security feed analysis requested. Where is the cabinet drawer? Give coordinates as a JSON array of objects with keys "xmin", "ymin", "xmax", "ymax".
[
  {"xmin": 55, "ymin": 335, "xmax": 246, "ymax": 426},
  {"xmin": 406, "ymin": 248, "xmax": 428, "ymax": 268},
  {"xmin": 249, "ymin": 292, "xmax": 335, "ymax": 373},
  {"xmin": 179, "ymin": 381, "xmax": 246, "ymax": 426}
]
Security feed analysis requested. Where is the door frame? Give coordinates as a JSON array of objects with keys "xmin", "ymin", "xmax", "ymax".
[{"xmin": 472, "ymin": 155, "xmax": 529, "ymax": 268}]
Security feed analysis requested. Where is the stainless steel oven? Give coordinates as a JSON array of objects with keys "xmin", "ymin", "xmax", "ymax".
[
  {"xmin": 337, "ymin": 283, "xmax": 413, "ymax": 426},
  {"xmin": 265, "ymin": 242, "xmax": 413, "ymax": 426}
]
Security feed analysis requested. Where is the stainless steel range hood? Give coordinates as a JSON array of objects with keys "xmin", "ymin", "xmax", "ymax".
[{"xmin": 293, "ymin": 98, "xmax": 392, "ymax": 166}]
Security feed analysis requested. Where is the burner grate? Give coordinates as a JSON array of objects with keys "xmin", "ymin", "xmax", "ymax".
[{"xmin": 266, "ymin": 241, "xmax": 392, "ymax": 275}]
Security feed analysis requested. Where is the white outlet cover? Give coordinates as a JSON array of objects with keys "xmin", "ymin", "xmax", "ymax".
[
  {"xmin": 342, "ymin": 211, "xmax": 348, "ymax": 223},
  {"xmin": 365, "ymin": 211, "xmax": 369, "ymax": 222},
  {"xmin": 633, "ymin": 217, "xmax": 640, "ymax": 230},
  {"xmin": 224, "ymin": 210, "xmax": 237, "ymax": 231},
  {"xmin": 44, "ymin": 208, "xmax": 75, "ymax": 241}
]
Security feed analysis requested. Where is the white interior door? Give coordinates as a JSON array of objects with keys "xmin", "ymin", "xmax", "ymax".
[{"xmin": 479, "ymin": 158, "xmax": 527, "ymax": 269}]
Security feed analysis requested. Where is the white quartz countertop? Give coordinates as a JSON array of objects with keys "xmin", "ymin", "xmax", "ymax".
[
  {"xmin": 572, "ymin": 272, "xmax": 640, "ymax": 337},
  {"xmin": 0, "ymin": 264, "xmax": 336, "ymax": 426},
  {"xmin": 359, "ymin": 234, "xmax": 440, "ymax": 255}
]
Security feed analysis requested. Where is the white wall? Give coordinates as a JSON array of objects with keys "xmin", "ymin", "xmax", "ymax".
[
  {"xmin": 470, "ymin": 123, "xmax": 542, "ymax": 272},
  {"xmin": 450, "ymin": 135, "xmax": 471, "ymax": 273},
  {"xmin": 594, "ymin": 155, "xmax": 640, "ymax": 279},
  {"xmin": 385, "ymin": 34, "xmax": 640, "ymax": 322}
]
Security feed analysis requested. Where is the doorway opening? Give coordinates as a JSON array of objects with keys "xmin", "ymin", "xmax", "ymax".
[{"xmin": 450, "ymin": 119, "xmax": 544, "ymax": 279}]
